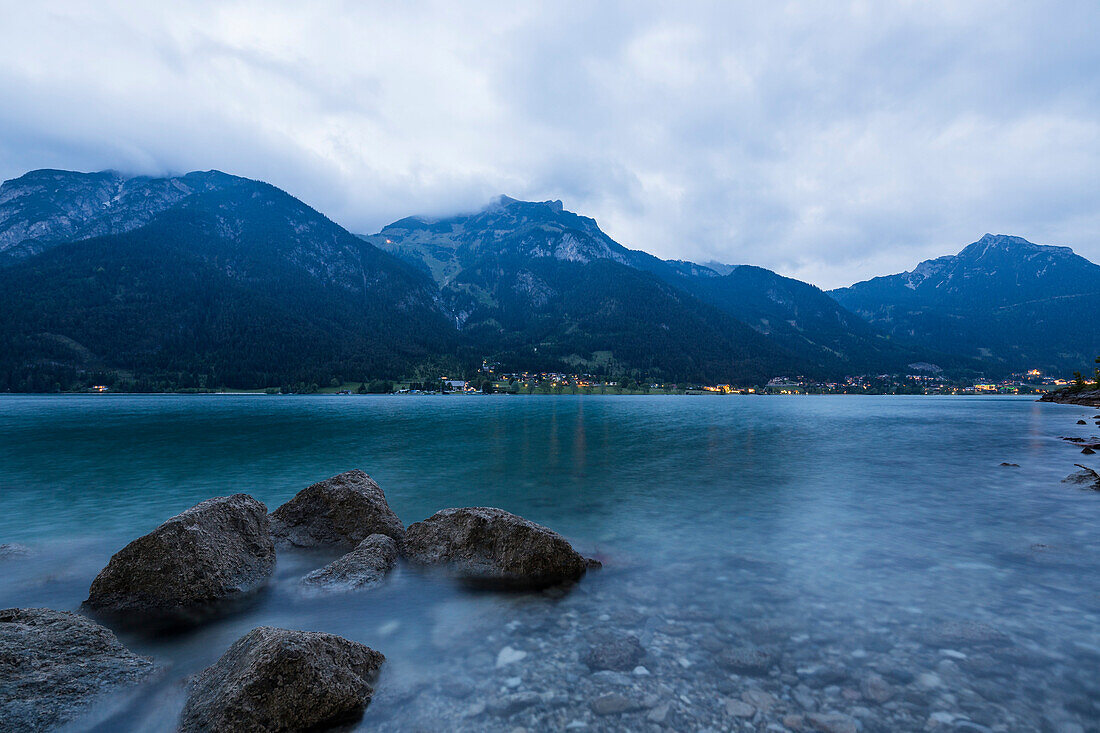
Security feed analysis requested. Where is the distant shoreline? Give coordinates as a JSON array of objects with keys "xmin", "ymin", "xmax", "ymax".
[
  {"xmin": 1040, "ymin": 388, "xmax": 1100, "ymax": 407},
  {"xmin": 0, "ymin": 391, "xmax": 1043, "ymax": 398}
]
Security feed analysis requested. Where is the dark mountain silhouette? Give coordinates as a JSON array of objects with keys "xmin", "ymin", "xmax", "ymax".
[{"xmin": 830, "ymin": 234, "xmax": 1100, "ymax": 372}]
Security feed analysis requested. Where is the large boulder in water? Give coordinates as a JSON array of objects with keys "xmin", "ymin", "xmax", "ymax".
[
  {"xmin": 0, "ymin": 608, "xmax": 156, "ymax": 730},
  {"xmin": 300, "ymin": 534, "xmax": 399, "ymax": 593},
  {"xmin": 404, "ymin": 507, "xmax": 588, "ymax": 589},
  {"xmin": 270, "ymin": 470, "xmax": 405, "ymax": 549},
  {"xmin": 179, "ymin": 626, "xmax": 385, "ymax": 732},
  {"xmin": 85, "ymin": 494, "xmax": 275, "ymax": 627}
]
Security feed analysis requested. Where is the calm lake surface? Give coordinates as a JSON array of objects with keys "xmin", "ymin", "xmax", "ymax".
[{"xmin": 1, "ymin": 395, "xmax": 1098, "ymax": 732}]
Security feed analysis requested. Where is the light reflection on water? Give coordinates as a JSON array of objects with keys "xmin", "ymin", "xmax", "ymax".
[{"xmin": 0, "ymin": 395, "xmax": 1098, "ymax": 731}]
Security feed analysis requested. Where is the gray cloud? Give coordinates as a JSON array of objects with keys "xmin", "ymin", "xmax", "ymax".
[{"xmin": 1, "ymin": 1, "xmax": 1098, "ymax": 288}]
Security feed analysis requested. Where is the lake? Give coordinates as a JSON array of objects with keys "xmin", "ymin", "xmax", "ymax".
[{"xmin": 1, "ymin": 394, "xmax": 1098, "ymax": 731}]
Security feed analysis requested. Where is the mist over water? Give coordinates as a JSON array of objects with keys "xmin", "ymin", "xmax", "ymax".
[{"xmin": 1, "ymin": 395, "xmax": 1097, "ymax": 731}]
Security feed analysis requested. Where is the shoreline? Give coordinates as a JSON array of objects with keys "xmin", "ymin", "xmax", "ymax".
[
  {"xmin": 1039, "ymin": 388, "xmax": 1100, "ymax": 408},
  {"xmin": 0, "ymin": 391, "xmax": 1047, "ymax": 398}
]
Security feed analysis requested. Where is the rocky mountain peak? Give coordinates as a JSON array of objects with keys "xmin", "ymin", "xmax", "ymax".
[
  {"xmin": 830, "ymin": 232, "xmax": 1100, "ymax": 372},
  {"xmin": 0, "ymin": 169, "xmax": 255, "ymax": 262},
  {"xmin": 489, "ymin": 195, "xmax": 564, "ymax": 214},
  {"xmin": 959, "ymin": 233, "xmax": 1056, "ymax": 259}
]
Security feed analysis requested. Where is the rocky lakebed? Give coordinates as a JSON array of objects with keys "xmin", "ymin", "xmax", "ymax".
[{"xmin": 2, "ymin": 402, "xmax": 1100, "ymax": 732}]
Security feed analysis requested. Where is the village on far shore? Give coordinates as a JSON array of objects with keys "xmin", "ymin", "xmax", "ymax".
[
  {"xmin": 285, "ymin": 365, "xmax": 1073, "ymax": 397},
  {"xmin": 73, "ymin": 364, "xmax": 1079, "ymax": 397}
]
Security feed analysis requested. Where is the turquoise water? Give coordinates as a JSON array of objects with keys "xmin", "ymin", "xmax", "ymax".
[{"xmin": 1, "ymin": 395, "xmax": 1098, "ymax": 731}]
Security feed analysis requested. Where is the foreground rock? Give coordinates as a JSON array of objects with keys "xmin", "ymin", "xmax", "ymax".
[
  {"xmin": 85, "ymin": 494, "xmax": 274, "ymax": 627},
  {"xmin": 0, "ymin": 608, "xmax": 156, "ymax": 730},
  {"xmin": 300, "ymin": 534, "xmax": 398, "ymax": 593},
  {"xmin": 270, "ymin": 469, "xmax": 405, "ymax": 549},
  {"xmin": 404, "ymin": 507, "xmax": 589, "ymax": 589},
  {"xmin": 179, "ymin": 626, "xmax": 385, "ymax": 732}
]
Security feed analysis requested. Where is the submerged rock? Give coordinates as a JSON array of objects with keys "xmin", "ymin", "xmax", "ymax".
[
  {"xmin": 920, "ymin": 620, "xmax": 1010, "ymax": 648},
  {"xmin": 85, "ymin": 494, "xmax": 274, "ymax": 627},
  {"xmin": 584, "ymin": 631, "xmax": 646, "ymax": 671},
  {"xmin": 590, "ymin": 693, "xmax": 645, "ymax": 716},
  {"xmin": 806, "ymin": 711, "xmax": 859, "ymax": 733},
  {"xmin": 179, "ymin": 626, "xmax": 385, "ymax": 732},
  {"xmin": 726, "ymin": 699, "xmax": 755, "ymax": 717},
  {"xmin": 270, "ymin": 469, "xmax": 405, "ymax": 549},
  {"xmin": 488, "ymin": 691, "xmax": 541, "ymax": 715},
  {"xmin": 0, "ymin": 543, "xmax": 29, "ymax": 560},
  {"xmin": 0, "ymin": 608, "xmax": 156, "ymax": 731},
  {"xmin": 717, "ymin": 645, "xmax": 777, "ymax": 676},
  {"xmin": 496, "ymin": 645, "xmax": 527, "ymax": 667},
  {"xmin": 404, "ymin": 507, "xmax": 589, "ymax": 589},
  {"xmin": 300, "ymin": 534, "xmax": 399, "ymax": 593},
  {"xmin": 860, "ymin": 672, "xmax": 894, "ymax": 703}
]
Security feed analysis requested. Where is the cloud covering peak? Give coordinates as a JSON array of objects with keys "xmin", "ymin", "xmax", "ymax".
[{"xmin": 1, "ymin": 1, "xmax": 1098, "ymax": 287}]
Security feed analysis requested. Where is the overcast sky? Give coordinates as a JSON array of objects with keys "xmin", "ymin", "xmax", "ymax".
[{"xmin": 1, "ymin": 2, "xmax": 1098, "ymax": 288}]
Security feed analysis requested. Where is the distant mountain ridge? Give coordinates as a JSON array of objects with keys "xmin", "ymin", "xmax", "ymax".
[
  {"xmin": 0, "ymin": 169, "xmax": 457, "ymax": 391},
  {"xmin": 1, "ymin": 168, "xmax": 1096, "ymax": 391},
  {"xmin": 369, "ymin": 195, "xmax": 637, "ymax": 286},
  {"xmin": 368, "ymin": 196, "xmax": 801, "ymax": 383},
  {"xmin": 367, "ymin": 195, "xmax": 948, "ymax": 376},
  {"xmin": 830, "ymin": 234, "xmax": 1100, "ymax": 372}
]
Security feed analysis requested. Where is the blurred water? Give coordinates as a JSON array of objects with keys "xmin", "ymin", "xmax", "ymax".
[{"xmin": 0, "ymin": 394, "xmax": 1097, "ymax": 731}]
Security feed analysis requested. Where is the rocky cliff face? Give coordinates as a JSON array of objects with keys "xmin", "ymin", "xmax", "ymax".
[
  {"xmin": 365, "ymin": 195, "xmax": 639, "ymax": 289},
  {"xmin": 0, "ymin": 169, "xmax": 239, "ymax": 263}
]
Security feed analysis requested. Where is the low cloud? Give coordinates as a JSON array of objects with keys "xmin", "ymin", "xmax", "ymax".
[{"xmin": 1, "ymin": 1, "xmax": 1098, "ymax": 287}]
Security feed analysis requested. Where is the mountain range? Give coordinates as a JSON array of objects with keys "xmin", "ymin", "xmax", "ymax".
[
  {"xmin": 1, "ymin": 169, "xmax": 1096, "ymax": 391},
  {"xmin": 0, "ymin": 170, "xmax": 455, "ymax": 391},
  {"xmin": 831, "ymin": 234, "xmax": 1100, "ymax": 374},
  {"xmin": 364, "ymin": 197, "xmax": 946, "ymax": 378}
]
